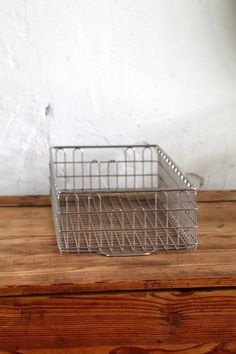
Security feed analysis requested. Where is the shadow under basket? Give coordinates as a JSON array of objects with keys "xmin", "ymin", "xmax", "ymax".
[{"xmin": 50, "ymin": 145, "xmax": 197, "ymax": 256}]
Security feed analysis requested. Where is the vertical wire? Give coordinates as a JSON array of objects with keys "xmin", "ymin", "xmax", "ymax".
[
  {"xmin": 88, "ymin": 195, "xmax": 92, "ymax": 250},
  {"xmin": 98, "ymin": 161, "xmax": 101, "ymax": 190},
  {"xmin": 150, "ymin": 148, "xmax": 154, "ymax": 188},
  {"xmin": 64, "ymin": 149, "xmax": 67, "ymax": 190},
  {"xmin": 81, "ymin": 149, "xmax": 84, "ymax": 190},
  {"xmin": 55, "ymin": 148, "xmax": 58, "ymax": 181},
  {"xmin": 142, "ymin": 146, "xmax": 153, "ymax": 189},
  {"xmin": 142, "ymin": 148, "xmax": 145, "ymax": 188},
  {"xmin": 116, "ymin": 161, "xmax": 119, "ymax": 190},
  {"xmin": 133, "ymin": 207, "xmax": 147, "ymax": 250},
  {"xmin": 125, "ymin": 148, "xmax": 128, "ymax": 189},
  {"xmin": 133, "ymin": 148, "xmax": 136, "ymax": 189},
  {"xmin": 65, "ymin": 195, "xmax": 70, "ymax": 250},
  {"xmin": 177, "ymin": 191, "xmax": 180, "ymax": 247},
  {"xmin": 90, "ymin": 160, "xmax": 98, "ymax": 190},
  {"xmin": 109, "ymin": 209, "xmax": 124, "ymax": 253},
  {"xmin": 131, "ymin": 196, "xmax": 155, "ymax": 250},
  {"xmin": 89, "ymin": 194, "xmax": 106, "ymax": 252},
  {"xmin": 107, "ymin": 161, "xmax": 110, "ymax": 190},
  {"xmin": 109, "ymin": 196, "xmax": 137, "ymax": 252},
  {"xmin": 125, "ymin": 147, "xmax": 136, "ymax": 189},
  {"xmin": 107, "ymin": 160, "xmax": 114, "ymax": 190},
  {"xmin": 73, "ymin": 148, "xmax": 83, "ymax": 190},
  {"xmin": 154, "ymin": 192, "xmax": 178, "ymax": 250},
  {"xmin": 65, "ymin": 194, "xmax": 80, "ymax": 251},
  {"xmin": 72, "ymin": 148, "xmax": 76, "ymax": 190},
  {"xmin": 75, "ymin": 195, "xmax": 80, "ymax": 251}
]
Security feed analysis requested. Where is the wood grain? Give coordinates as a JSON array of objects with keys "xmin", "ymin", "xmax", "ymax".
[
  {"xmin": 0, "ymin": 289, "xmax": 235, "ymax": 350},
  {"xmin": 197, "ymin": 190, "xmax": 236, "ymax": 202},
  {"xmin": 1, "ymin": 190, "xmax": 236, "ymax": 206},
  {"xmin": 0, "ymin": 195, "xmax": 51, "ymax": 206},
  {"xmin": 0, "ymin": 192, "xmax": 235, "ymax": 352},
  {"xmin": 0, "ymin": 199, "xmax": 235, "ymax": 296},
  {"xmin": 1, "ymin": 343, "xmax": 236, "ymax": 354}
]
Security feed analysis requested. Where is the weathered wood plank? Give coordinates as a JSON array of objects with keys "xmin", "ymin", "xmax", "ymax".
[
  {"xmin": 0, "ymin": 191, "xmax": 236, "ymax": 207},
  {"xmin": 0, "ymin": 290, "xmax": 235, "ymax": 350},
  {"xmin": 198, "ymin": 190, "xmax": 236, "ymax": 202},
  {"xmin": 1, "ymin": 342, "xmax": 236, "ymax": 353},
  {"xmin": 0, "ymin": 194, "xmax": 235, "ymax": 352},
  {"xmin": 0, "ymin": 200, "xmax": 235, "ymax": 295},
  {"xmin": 0, "ymin": 207, "xmax": 54, "ymax": 236},
  {"xmin": 0, "ymin": 195, "xmax": 51, "ymax": 206}
]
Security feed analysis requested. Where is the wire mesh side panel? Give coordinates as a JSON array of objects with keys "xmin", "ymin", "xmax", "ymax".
[
  {"xmin": 54, "ymin": 191, "xmax": 197, "ymax": 255},
  {"xmin": 50, "ymin": 145, "xmax": 197, "ymax": 255},
  {"xmin": 155, "ymin": 190, "xmax": 197, "ymax": 250},
  {"xmin": 51, "ymin": 146, "xmax": 161, "ymax": 192},
  {"xmin": 157, "ymin": 148, "xmax": 192, "ymax": 190}
]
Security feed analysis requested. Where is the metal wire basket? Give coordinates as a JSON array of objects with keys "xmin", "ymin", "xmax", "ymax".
[{"xmin": 50, "ymin": 145, "xmax": 197, "ymax": 256}]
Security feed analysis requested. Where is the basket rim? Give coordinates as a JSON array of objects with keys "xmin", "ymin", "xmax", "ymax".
[{"xmin": 49, "ymin": 144, "xmax": 196, "ymax": 190}]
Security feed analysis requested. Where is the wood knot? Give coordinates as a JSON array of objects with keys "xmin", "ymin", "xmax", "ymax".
[
  {"xmin": 168, "ymin": 312, "xmax": 181, "ymax": 327},
  {"xmin": 218, "ymin": 224, "xmax": 224, "ymax": 229}
]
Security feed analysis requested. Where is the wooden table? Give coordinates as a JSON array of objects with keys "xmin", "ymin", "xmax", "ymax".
[{"xmin": 0, "ymin": 192, "xmax": 236, "ymax": 353}]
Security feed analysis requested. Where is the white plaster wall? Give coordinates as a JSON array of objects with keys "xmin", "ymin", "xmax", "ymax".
[{"xmin": 0, "ymin": 0, "xmax": 236, "ymax": 195}]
